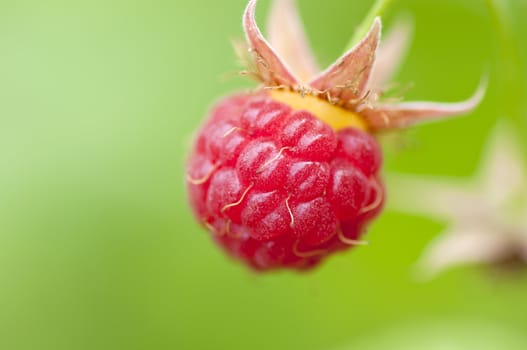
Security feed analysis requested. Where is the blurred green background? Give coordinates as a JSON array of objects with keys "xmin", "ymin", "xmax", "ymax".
[{"xmin": 1, "ymin": 0, "xmax": 526, "ymax": 349}]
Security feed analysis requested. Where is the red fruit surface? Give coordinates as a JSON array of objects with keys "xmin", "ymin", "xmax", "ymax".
[{"xmin": 186, "ymin": 92, "xmax": 384, "ymax": 271}]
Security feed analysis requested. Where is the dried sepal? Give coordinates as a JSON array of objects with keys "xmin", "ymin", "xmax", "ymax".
[
  {"xmin": 368, "ymin": 18, "xmax": 413, "ymax": 92},
  {"xmin": 389, "ymin": 126, "xmax": 527, "ymax": 277},
  {"xmin": 239, "ymin": 0, "xmax": 485, "ymax": 131},
  {"xmin": 361, "ymin": 77, "xmax": 487, "ymax": 130},
  {"xmin": 243, "ymin": 0, "xmax": 299, "ymax": 86},
  {"xmin": 267, "ymin": 0, "xmax": 319, "ymax": 82},
  {"xmin": 309, "ymin": 18, "xmax": 382, "ymax": 106},
  {"xmin": 417, "ymin": 226, "xmax": 521, "ymax": 278},
  {"xmin": 479, "ymin": 125, "xmax": 526, "ymax": 205}
]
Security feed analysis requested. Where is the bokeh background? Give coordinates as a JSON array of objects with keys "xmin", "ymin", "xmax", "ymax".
[{"xmin": 1, "ymin": 0, "xmax": 526, "ymax": 349}]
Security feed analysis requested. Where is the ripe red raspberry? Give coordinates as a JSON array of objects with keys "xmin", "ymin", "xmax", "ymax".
[
  {"xmin": 187, "ymin": 93, "xmax": 384, "ymax": 270},
  {"xmin": 185, "ymin": 0, "xmax": 484, "ymax": 271}
]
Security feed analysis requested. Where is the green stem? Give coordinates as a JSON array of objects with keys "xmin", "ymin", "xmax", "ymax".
[
  {"xmin": 486, "ymin": 0, "xmax": 527, "ymax": 146},
  {"xmin": 345, "ymin": 0, "xmax": 394, "ymax": 51}
]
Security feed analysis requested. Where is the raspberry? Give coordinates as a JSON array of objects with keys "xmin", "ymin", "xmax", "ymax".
[
  {"xmin": 185, "ymin": 0, "xmax": 484, "ymax": 272},
  {"xmin": 187, "ymin": 94, "xmax": 383, "ymax": 271}
]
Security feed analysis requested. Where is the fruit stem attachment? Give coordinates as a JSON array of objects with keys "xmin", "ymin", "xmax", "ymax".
[{"xmin": 345, "ymin": 0, "xmax": 394, "ymax": 51}]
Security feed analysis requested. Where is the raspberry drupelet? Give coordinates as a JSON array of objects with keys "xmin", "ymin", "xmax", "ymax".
[
  {"xmin": 186, "ymin": 0, "xmax": 485, "ymax": 271},
  {"xmin": 188, "ymin": 93, "xmax": 383, "ymax": 270}
]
